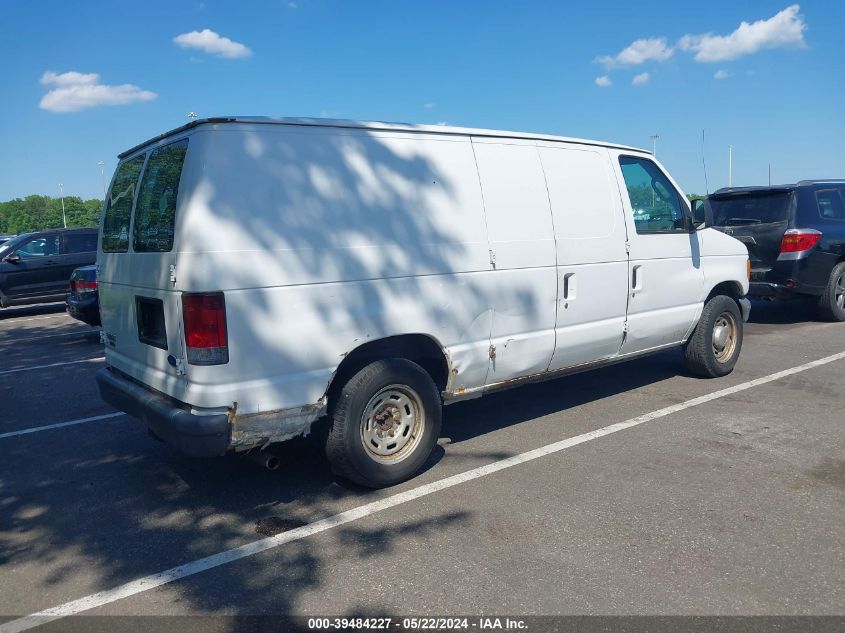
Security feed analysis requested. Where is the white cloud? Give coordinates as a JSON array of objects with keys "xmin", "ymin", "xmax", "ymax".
[
  {"xmin": 435, "ymin": 121, "xmax": 449, "ymax": 126},
  {"xmin": 40, "ymin": 71, "xmax": 100, "ymax": 87},
  {"xmin": 714, "ymin": 69, "xmax": 732, "ymax": 79},
  {"xmin": 678, "ymin": 4, "xmax": 807, "ymax": 62},
  {"xmin": 596, "ymin": 37, "xmax": 673, "ymax": 68},
  {"xmin": 39, "ymin": 70, "xmax": 156, "ymax": 112},
  {"xmin": 423, "ymin": 101, "xmax": 436, "ymax": 109},
  {"xmin": 173, "ymin": 29, "xmax": 252, "ymax": 59},
  {"xmin": 632, "ymin": 72, "xmax": 651, "ymax": 86},
  {"xmin": 594, "ymin": 75, "xmax": 612, "ymax": 87}
]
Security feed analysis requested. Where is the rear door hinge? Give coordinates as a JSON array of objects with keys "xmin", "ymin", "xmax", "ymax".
[
  {"xmin": 623, "ymin": 321, "xmax": 629, "ymax": 333},
  {"xmin": 625, "ymin": 241, "xmax": 631, "ymax": 255},
  {"xmin": 174, "ymin": 358, "xmax": 186, "ymax": 376},
  {"xmin": 169, "ymin": 264, "xmax": 177, "ymax": 285},
  {"xmin": 489, "ymin": 249, "xmax": 497, "ymax": 269}
]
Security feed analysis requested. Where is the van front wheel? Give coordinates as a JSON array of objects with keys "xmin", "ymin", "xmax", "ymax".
[
  {"xmin": 325, "ymin": 358, "xmax": 442, "ymax": 488},
  {"xmin": 684, "ymin": 295, "xmax": 743, "ymax": 378}
]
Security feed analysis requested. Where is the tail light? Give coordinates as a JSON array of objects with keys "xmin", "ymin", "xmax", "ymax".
[
  {"xmin": 780, "ymin": 229, "xmax": 822, "ymax": 254},
  {"xmin": 182, "ymin": 292, "xmax": 228, "ymax": 365},
  {"xmin": 72, "ymin": 279, "xmax": 98, "ymax": 294}
]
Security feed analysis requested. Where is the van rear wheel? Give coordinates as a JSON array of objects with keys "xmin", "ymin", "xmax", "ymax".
[
  {"xmin": 325, "ymin": 358, "xmax": 442, "ymax": 488},
  {"xmin": 684, "ymin": 295, "xmax": 743, "ymax": 378}
]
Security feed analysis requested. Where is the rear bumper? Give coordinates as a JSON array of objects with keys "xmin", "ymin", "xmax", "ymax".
[
  {"xmin": 66, "ymin": 294, "xmax": 100, "ymax": 326},
  {"xmin": 96, "ymin": 367, "xmax": 231, "ymax": 457},
  {"xmin": 748, "ymin": 282, "xmax": 798, "ymax": 300}
]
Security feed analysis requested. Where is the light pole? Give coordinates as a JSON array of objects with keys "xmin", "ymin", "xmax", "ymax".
[
  {"xmin": 58, "ymin": 183, "xmax": 67, "ymax": 228},
  {"xmin": 649, "ymin": 133, "xmax": 660, "ymax": 158},
  {"xmin": 728, "ymin": 145, "xmax": 733, "ymax": 187},
  {"xmin": 98, "ymin": 161, "xmax": 106, "ymax": 199}
]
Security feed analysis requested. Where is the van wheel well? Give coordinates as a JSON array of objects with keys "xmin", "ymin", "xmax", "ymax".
[
  {"xmin": 706, "ymin": 281, "xmax": 744, "ymax": 307},
  {"xmin": 325, "ymin": 335, "xmax": 449, "ymax": 412}
]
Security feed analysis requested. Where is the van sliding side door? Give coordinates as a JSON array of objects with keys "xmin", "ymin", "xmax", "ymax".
[
  {"xmin": 537, "ymin": 145, "xmax": 629, "ymax": 371},
  {"xmin": 471, "ymin": 138, "xmax": 558, "ymax": 385}
]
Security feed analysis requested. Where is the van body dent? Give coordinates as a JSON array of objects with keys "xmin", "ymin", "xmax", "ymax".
[{"xmin": 96, "ymin": 117, "xmax": 750, "ymax": 486}]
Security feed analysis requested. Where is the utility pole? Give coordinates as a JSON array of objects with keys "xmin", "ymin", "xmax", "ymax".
[
  {"xmin": 58, "ymin": 183, "xmax": 66, "ymax": 228},
  {"xmin": 98, "ymin": 161, "xmax": 106, "ymax": 199},
  {"xmin": 649, "ymin": 133, "xmax": 660, "ymax": 158},
  {"xmin": 728, "ymin": 145, "xmax": 733, "ymax": 187},
  {"xmin": 768, "ymin": 163, "xmax": 772, "ymax": 186}
]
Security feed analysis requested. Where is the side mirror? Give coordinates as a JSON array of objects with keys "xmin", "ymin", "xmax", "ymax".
[
  {"xmin": 4, "ymin": 253, "xmax": 21, "ymax": 264},
  {"xmin": 691, "ymin": 199, "xmax": 707, "ymax": 229}
]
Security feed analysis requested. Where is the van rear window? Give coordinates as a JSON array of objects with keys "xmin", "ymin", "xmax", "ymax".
[
  {"xmin": 102, "ymin": 155, "xmax": 146, "ymax": 252},
  {"xmin": 133, "ymin": 139, "xmax": 188, "ymax": 253}
]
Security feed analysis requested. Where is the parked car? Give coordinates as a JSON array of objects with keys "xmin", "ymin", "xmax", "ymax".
[
  {"xmin": 0, "ymin": 228, "xmax": 98, "ymax": 308},
  {"xmin": 66, "ymin": 265, "xmax": 100, "ymax": 326},
  {"xmin": 697, "ymin": 180, "xmax": 845, "ymax": 320},
  {"xmin": 96, "ymin": 116, "xmax": 751, "ymax": 487}
]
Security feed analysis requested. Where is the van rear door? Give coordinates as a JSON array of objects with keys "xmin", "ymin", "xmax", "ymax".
[
  {"xmin": 706, "ymin": 189, "xmax": 794, "ymax": 271},
  {"xmin": 98, "ymin": 140, "xmax": 190, "ymax": 398}
]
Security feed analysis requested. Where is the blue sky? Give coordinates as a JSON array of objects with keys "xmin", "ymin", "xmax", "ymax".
[{"xmin": 1, "ymin": 1, "xmax": 843, "ymax": 201}]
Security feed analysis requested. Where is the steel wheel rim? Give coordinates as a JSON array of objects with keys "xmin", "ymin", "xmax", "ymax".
[
  {"xmin": 835, "ymin": 273, "xmax": 845, "ymax": 310},
  {"xmin": 360, "ymin": 384, "xmax": 425, "ymax": 464},
  {"xmin": 712, "ymin": 311, "xmax": 738, "ymax": 363}
]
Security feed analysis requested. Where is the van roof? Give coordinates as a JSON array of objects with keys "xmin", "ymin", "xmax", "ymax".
[{"xmin": 118, "ymin": 116, "xmax": 646, "ymax": 159}]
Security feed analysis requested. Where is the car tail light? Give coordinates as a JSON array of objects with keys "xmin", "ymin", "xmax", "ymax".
[
  {"xmin": 780, "ymin": 229, "xmax": 821, "ymax": 253},
  {"xmin": 182, "ymin": 292, "xmax": 228, "ymax": 365},
  {"xmin": 73, "ymin": 279, "xmax": 98, "ymax": 294}
]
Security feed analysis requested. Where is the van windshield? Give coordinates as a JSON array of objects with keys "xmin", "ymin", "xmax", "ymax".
[{"xmin": 707, "ymin": 191, "xmax": 792, "ymax": 227}]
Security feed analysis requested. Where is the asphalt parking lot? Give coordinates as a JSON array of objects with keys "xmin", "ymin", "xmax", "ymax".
[{"xmin": 0, "ymin": 301, "xmax": 843, "ymax": 630}]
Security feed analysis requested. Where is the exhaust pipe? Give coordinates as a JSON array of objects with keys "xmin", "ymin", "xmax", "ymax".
[{"xmin": 248, "ymin": 450, "xmax": 281, "ymax": 471}]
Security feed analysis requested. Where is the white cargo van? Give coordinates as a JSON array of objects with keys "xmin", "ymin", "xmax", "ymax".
[{"xmin": 96, "ymin": 117, "xmax": 751, "ymax": 487}]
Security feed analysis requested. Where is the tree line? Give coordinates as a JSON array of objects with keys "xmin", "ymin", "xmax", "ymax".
[
  {"xmin": 0, "ymin": 191, "xmax": 704, "ymax": 237},
  {"xmin": 0, "ymin": 195, "xmax": 103, "ymax": 235}
]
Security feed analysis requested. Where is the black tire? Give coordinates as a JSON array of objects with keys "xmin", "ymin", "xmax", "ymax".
[
  {"xmin": 816, "ymin": 262, "xmax": 845, "ymax": 322},
  {"xmin": 325, "ymin": 358, "xmax": 442, "ymax": 488},
  {"xmin": 684, "ymin": 295, "xmax": 743, "ymax": 378}
]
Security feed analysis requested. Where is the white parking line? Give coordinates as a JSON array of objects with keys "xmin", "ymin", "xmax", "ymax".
[
  {"xmin": 0, "ymin": 412, "xmax": 124, "ymax": 440},
  {"xmin": 3, "ymin": 350, "xmax": 844, "ymax": 633},
  {"xmin": 0, "ymin": 313, "xmax": 70, "ymax": 325},
  {"xmin": 0, "ymin": 330, "xmax": 98, "ymax": 344},
  {"xmin": 0, "ymin": 357, "xmax": 104, "ymax": 377}
]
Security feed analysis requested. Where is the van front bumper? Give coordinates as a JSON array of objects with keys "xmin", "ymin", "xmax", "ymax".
[
  {"xmin": 739, "ymin": 297, "xmax": 751, "ymax": 322},
  {"xmin": 96, "ymin": 367, "xmax": 231, "ymax": 457}
]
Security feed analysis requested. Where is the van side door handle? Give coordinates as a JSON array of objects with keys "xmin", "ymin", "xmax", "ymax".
[{"xmin": 632, "ymin": 265, "xmax": 643, "ymax": 291}]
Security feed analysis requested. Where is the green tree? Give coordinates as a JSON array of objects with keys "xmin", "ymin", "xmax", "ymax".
[{"xmin": 0, "ymin": 195, "xmax": 103, "ymax": 234}]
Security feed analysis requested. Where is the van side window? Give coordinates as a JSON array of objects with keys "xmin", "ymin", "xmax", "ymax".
[
  {"xmin": 815, "ymin": 188, "xmax": 845, "ymax": 220},
  {"xmin": 619, "ymin": 156, "xmax": 688, "ymax": 233},
  {"xmin": 102, "ymin": 155, "xmax": 146, "ymax": 252},
  {"xmin": 133, "ymin": 139, "xmax": 188, "ymax": 253}
]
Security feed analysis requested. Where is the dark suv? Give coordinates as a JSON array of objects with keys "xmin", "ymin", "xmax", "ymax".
[
  {"xmin": 0, "ymin": 228, "xmax": 98, "ymax": 308},
  {"xmin": 699, "ymin": 180, "xmax": 845, "ymax": 321}
]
